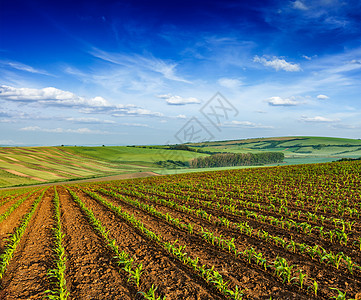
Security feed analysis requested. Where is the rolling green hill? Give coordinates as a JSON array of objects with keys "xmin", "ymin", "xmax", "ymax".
[
  {"xmin": 1, "ymin": 136, "xmax": 360, "ymax": 187},
  {"xmin": 186, "ymin": 136, "xmax": 361, "ymax": 162}
]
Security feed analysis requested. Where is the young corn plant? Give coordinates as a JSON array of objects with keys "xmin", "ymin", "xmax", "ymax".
[
  {"xmin": 44, "ymin": 187, "xmax": 69, "ymax": 300},
  {"xmin": 67, "ymin": 188, "xmax": 164, "ymax": 299},
  {"xmin": 0, "ymin": 188, "xmax": 47, "ymax": 280},
  {"xmin": 139, "ymin": 285, "xmax": 166, "ymax": 300}
]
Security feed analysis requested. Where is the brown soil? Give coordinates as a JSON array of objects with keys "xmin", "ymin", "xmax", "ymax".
[
  {"xmin": 69, "ymin": 188, "xmax": 224, "ymax": 300},
  {"xmin": 56, "ymin": 186, "xmax": 134, "ymax": 299},
  {"xmin": 0, "ymin": 188, "xmax": 54, "ymax": 299},
  {"xmin": 92, "ymin": 187, "xmax": 310, "ymax": 300},
  {"xmin": 1, "ymin": 163, "xmax": 359, "ymax": 299},
  {"xmin": 0, "ymin": 191, "xmax": 38, "ymax": 254}
]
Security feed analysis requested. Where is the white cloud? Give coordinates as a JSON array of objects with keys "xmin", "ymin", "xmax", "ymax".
[
  {"xmin": 218, "ymin": 78, "xmax": 243, "ymax": 88},
  {"xmin": 302, "ymin": 55, "xmax": 312, "ymax": 60},
  {"xmin": 253, "ymin": 55, "xmax": 301, "ymax": 72},
  {"xmin": 267, "ymin": 96, "xmax": 300, "ymax": 106},
  {"xmin": 66, "ymin": 117, "xmax": 116, "ymax": 124},
  {"xmin": 300, "ymin": 116, "xmax": 339, "ymax": 123},
  {"xmin": 350, "ymin": 59, "xmax": 361, "ymax": 65},
  {"xmin": 175, "ymin": 114, "xmax": 187, "ymax": 119},
  {"xmin": 120, "ymin": 123, "xmax": 150, "ymax": 127},
  {"xmin": 112, "ymin": 108, "xmax": 164, "ymax": 117},
  {"xmin": 0, "ymin": 85, "xmax": 111, "ymax": 107},
  {"xmin": 0, "ymin": 85, "xmax": 164, "ymax": 118},
  {"xmin": 222, "ymin": 120, "xmax": 274, "ymax": 129},
  {"xmin": 317, "ymin": 94, "xmax": 329, "ymax": 100},
  {"xmin": 292, "ymin": 0, "xmax": 308, "ymax": 10},
  {"xmin": 20, "ymin": 126, "xmax": 108, "ymax": 134},
  {"xmin": 157, "ymin": 94, "xmax": 201, "ymax": 105}
]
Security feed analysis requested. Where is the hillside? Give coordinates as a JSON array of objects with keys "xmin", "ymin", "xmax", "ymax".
[
  {"xmin": 1, "ymin": 136, "xmax": 361, "ymax": 187},
  {"xmin": 0, "ymin": 147, "xmax": 149, "ymax": 187},
  {"xmin": 186, "ymin": 136, "xmax": 361, "ymax": 162},
  {"xmin": 0, "ymin": 146, "xmax": 205, "ymax": 188}
]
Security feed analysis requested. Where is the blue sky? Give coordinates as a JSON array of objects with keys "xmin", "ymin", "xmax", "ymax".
[{"xmin": 1, "ymin": 0, "xmax": 361, "ymax": 146}]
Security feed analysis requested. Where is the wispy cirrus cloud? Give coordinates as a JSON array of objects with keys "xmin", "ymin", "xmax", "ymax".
[
  {"xmin": 90, "ymin": 48, "xmax": 191, "ymax": 83},
  {"xmin": 292, "ymin": 0, "xmax": 308, "ymax": 11},
  {"xmin": 0, "ymin": 60, "xmax": 52, "ymax": 76},
  {"xmin": 253, "ymin": 55, "xmax": 301, "ymax": 72},
  {"xmin": 300, "ymin": 115, "xmax": 339, "ymax": 123},
  {"xmin": 119, "ymin": 123, "xmax": 150, "ymax": 127},
  {"xmin": 222, "ymin": 120, "xmax": 274, "ymax": 129},
  {"xmin": 66, "ymin": 117, "xmax": 116, "ymax": 124},
  {"xmin": 218, "ymin": 78, "xmax": 243, "ymax": 88},
  {"xmin": 157, "ymin": 94, "xmax": 201, "ymax": 105}
]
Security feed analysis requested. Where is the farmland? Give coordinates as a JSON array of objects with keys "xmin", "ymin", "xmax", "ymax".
[
  {"xmin": 1, "ymin": 136, "xmax": 361, "ymax": 188},
  {"xmin": 0, "ymin": 160, "xmax": 360, "ymax": 299}
]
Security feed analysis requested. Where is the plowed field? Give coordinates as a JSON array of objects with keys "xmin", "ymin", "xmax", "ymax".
[{"xmin": 0, "ymin": 161, "xmax": 361, "ymax": 299}]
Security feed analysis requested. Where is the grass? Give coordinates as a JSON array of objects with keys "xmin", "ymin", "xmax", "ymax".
[{"xmin": 1, "ymin": 136, "xmax": 361, "ymax": 188}]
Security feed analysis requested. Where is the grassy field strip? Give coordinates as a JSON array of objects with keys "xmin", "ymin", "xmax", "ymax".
[
  {"xmin": 92, "ymin": 187, "xmax": 357, "ymax": 298},
  {"xmin": 0, "ymin": 189, "xmax": 40, "ymax": 224},
  {"xmin": 44, "ymin": 187, "xmax": 69, "ymax": 300},
  {"xmin": 115, "ymin": 183, "xmax": 360, "ymax": 248},
  {"xmin": 0, "ymin": 188, "xmax": 48, "ymax": 280},
  {"xmin": 103, "ymin": 185, "xmax": 361, "ymax": 276},
  {"xmin": 66, "ymin": 188, "xmax": 165, "ymax": 300},
  {"xmin": 81, "ymin": 188, "xmax": 268, "ymax": 300}
]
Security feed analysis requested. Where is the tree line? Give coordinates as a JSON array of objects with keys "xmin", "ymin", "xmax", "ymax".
[{"xmin": 190, "ymin": 152, "xmax": 284, "ymax": 168}]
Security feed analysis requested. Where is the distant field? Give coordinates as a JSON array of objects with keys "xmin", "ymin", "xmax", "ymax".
[
  {"xmin": 0, "ymin": 146, "xmax": 205, "ymax": 188},
  {"xmin": 0, "ymin": 147, "xmax": 159, "ymax": 187},
  {"xmin": 187, "ymin": 136, "xmax": 361, "ymax": 160},
  {"xmin": 1, "ymin": 136, "xmax": 360, "ymax": 188}
]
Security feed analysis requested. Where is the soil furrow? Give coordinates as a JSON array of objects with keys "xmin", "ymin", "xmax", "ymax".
[
  {"xmin": 71, "ymin": 187, "xmax": 225, "ymax": 300},
  {"xmin": 0, "ymin": 188, "xmax": 52, "ymax": 299},
  {"xmin": 0, "ymin": 191, "xmax": 39, "ymax": 254},
  {"xmin": 93, "ymin": 188, "xmax": 312, "ymax": 300},
  {"xmin": 114, "ymin": 188, "xmax": 361, "ymax": 282},
  {"xmin": 0, "ymin": 192, "xmax": 28, "ymax": 216},
  {"xmin": 112, "ymin": 187, "xmax": 361, "ymax": 265},
  {"xmin": 56, "ymin": 186, "xmax": 135, "ymax": 300}
]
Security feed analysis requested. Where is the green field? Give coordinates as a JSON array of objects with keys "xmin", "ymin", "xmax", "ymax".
[
  {"xmin": 0, "ymin": 136, "xmax": 360, "ymax": 188},
  {"xmin": 187, "ymin": 136, "xmax": 361, "ymax": 159}
]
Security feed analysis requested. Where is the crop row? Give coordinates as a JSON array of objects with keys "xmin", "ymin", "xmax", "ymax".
[
  {"xmin": 126, "ymin": 184, "xmax": 359, "ymax": 274},
  {"xmin": 121, "ymin": 184, "xmax": 361, "ymax": 248},
  {"xmin": 81, "ymin": 188, "xmax": 245, "ymax": 299},
  {"xmin": 67, "ymin": 188, "xmax": 165, "ymax": 300},
  {"xmin": 0, "ymin": 189, "xmax": 39, "ymax": 224},
  {"xmin": 44, "ymin": 187, "xmax": 69, "ymax": 300},
  {"xmin": 89, "ymin": 187, "xmax": 355, "ymax": 299},
  {"xmin": 0, "ymin": 188, "xmax": 47, "ymax": 279}
]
